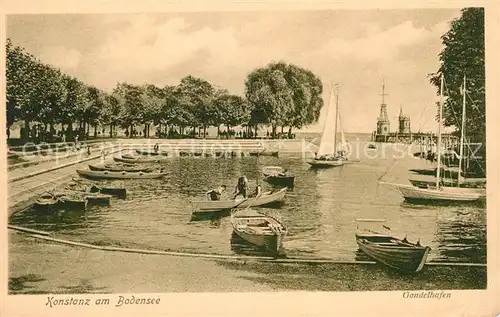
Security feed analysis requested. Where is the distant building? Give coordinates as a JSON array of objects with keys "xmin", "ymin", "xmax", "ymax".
[
  {"xmin": 398, "ymin": 105, "xmax": 411, "ymax": 134},
  {"xmin": 376, "ymin": 80, "xmax": 390, "ymax": 135}
]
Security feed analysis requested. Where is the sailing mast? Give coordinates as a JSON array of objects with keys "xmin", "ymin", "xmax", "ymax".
[
  {"xmin": 436, "ymin": 74, "xmax": 444, "ymax": 189},
  {"xmin": 458, "ymin": 74, "xmax": 467, "ymax": 185},
  {"xmin": 333, "ymin": 84, "xmax": 339, "ymax": 156}
]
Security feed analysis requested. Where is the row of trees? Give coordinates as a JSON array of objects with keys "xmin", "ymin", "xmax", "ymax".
[{"xmin": 6, "ymin": 38, "xmax": 324, "ymax": 143}]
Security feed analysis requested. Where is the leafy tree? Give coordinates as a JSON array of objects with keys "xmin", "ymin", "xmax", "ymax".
[
  {"xmin": 245, "ymin": 61, "xmax": 323, "ymax": 138},
  {"xmin": 113, "ymin": 83, "xmax": 143, "ymax": 137},
  {"xmin": 430, "ymin": 8, "xmax": 485, "ymax": 145},
  {"xmin": 175, "ymin": 76, "xmax": 215, "ymax": 137},
  {"xmin": 214, "ymin": 93, "xmax": 251, "ymax": 139}
]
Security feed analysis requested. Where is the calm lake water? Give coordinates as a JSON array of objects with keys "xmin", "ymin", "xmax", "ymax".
[{"xmin": 9, "ymin": 139, "xmax": 487, "ymax": 264}]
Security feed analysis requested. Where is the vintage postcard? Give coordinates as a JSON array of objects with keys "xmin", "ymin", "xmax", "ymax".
[{"xmin": 1, "ymin": 0, "xmax": 499, "ymax": 316}]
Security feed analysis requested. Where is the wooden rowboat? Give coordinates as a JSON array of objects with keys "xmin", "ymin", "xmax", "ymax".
[
  {"xmin": 191, "ymin": 187, "xmax": 287, "ymax": 213},
  {"xmin": 114, "ymin": 155, "xmax": 169, "ymax": 164},
  {"xmin": 34, "ymin": 192, "xmax": 62, "ymax": 211},
  {"xmin": 262, "ymin": 166, "xmax": 295, "ymax": 188},
  {"xmin": 355, "ymin": 219, "xmax": 431, "ymax": 274},
  {"xmin": 71, "ymin": 178, "xmax": 127, "ymax": 198},
  {"xmin": 52, "ymin": 191, "xmax": 88, "ymax": 210},
  {"xmin": 76, "ymin": 169, "xmax": 167, "ymax": 180},
  {"xmin": 135, "ymin": 149, "xmax": 169, "ymax": 156},
  {"xmin": 89, "ymin": 163, "xmax": 153, "ymax": 173},
  {"xmin": 231, "ymin": 209, "xmax": 287, "ymax": 254}
]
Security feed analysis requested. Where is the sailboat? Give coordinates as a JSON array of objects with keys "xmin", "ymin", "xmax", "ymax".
[
  {"xmin": 407, "ymin": 75, "xmax": 486, "ymax": 195},
  {"xmin": 308, "ymin": 84, "xmax": 349, "ymax": 168},
  {"xmin": 381, "ymin": 74, "xmax": 485, "ymax": 203}
]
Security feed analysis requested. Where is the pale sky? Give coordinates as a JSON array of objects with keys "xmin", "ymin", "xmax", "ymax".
[{"xmin": 7, "ymin": 10, "xmax": 462, "ymax": 133}]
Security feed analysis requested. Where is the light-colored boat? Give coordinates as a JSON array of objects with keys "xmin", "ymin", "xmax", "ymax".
[
  {"xmin": 89, "ymin": 163, "xmax": 153, "ymax": 172},
  {"xmin": 114, "ymin": 155, "xmax": 169, "ymax": 164},
  {"xmin": 390, "ymin": 74, "xmax": 485, "ymax": 203},
  {"xmin": 397, "ymin": 184, "xmax": 484, "ymax": 202},
  {"xmin": 76, "ymin": 169, "xmax": 167, "ymax": 180},
  {"xmin": 191, "ymin": 187, "xmax": 287, "ymax": 212},
  {"xmin": 231, "ymin": 209, "xmax": 288, "ymax": 254},
  {"xmin": 308, "ymin": 84, "xmax": 349, "ymax": 168},
  {"xmin": 355, "ymin": 219, "xmax": 431, "ymax": 274}
]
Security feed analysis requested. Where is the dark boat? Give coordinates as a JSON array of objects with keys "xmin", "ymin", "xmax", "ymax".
[
  {"xmin": 77, "ymin": 169, "xmax": 167, "ymax": 180},
  {"xmin": 135, "ymin": 149, "xmax": 169, "ymax": 156},
  {"xmin": 262, "ymin": 166, "xmax": 295, "ymax": 188},
  {"xmin": 53, "ymin": 192, "xmax": 88, "ymax": 210},
  {"xmin": 114, "ymin": 155, "xmax": 169, "ymax": 164},
  {"xmin": 63, "ymin": 183, "xmax": 112, "ymax": 205},
  {"xmin": 355, "ymin": 219, "xmax": 431, "ymax": 274},
  {"xmin": 88, "ymin": 163, "xmax": 153, "ymax": 173},
  {"xmin": 34, "ymin": 192, "xmax": 61, "ymax": 211},
  {"xmin": 71, "ymin": 178, "xmax": 127, "ymax": 199},
  {"xmin": 368, "ymin": 143, "xmax": 376, "ymax": 149},
  {"xmin": 231, "ymin": 209, "xmax": 287, "ymax": 255}
]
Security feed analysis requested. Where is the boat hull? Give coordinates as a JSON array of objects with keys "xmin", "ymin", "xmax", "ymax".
[
  {"xmin": 89, "ymin": 163, "xmax": 152, "ymax": 173},
  {"xmin": 307, "ymin": 158, "xmax": 345, "ymax": 167},
  {"xmin": 114, "ymin": 156, "xmax": 169, "ymax": 164},
  {"xmin": 77, "ymin": 169, "xmax": 166, "ymax": 180},
  {"xmin": 233, "ymin": 230, "xmax": 284, "ymax": 254},
  {"xmin": 135, "ymin": 149, "xmax": 169, "ymax": 156},
  {"xmin": 356, "ymin": 234, "xmax": 431, "ymax": 274},
  {"xmin": 398, "ymin": 185, "xmax": 484, "ymax": 202},
  {"xmin": 264, "ymin": 175, "xmax": 295, "ymax": 188},
  {"xmin": 192, "ymin": 188, "xmax": 287, "ymax": 212}
]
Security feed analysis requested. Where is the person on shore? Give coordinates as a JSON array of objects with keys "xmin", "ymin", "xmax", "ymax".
[
  {"xmin": 206, "ymin": 185, "xmax": 227, "ymax": 201},
  {"xmin": 154, "ymin": 143, "xmax": 159, "ymax": 153},
  {"xmin": 233, "ymin": 176, "xmax": 248, "ymax": 199}
]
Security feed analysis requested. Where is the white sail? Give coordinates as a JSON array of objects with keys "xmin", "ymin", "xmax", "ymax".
[
  {"xmin": 338, "ymin": 113, "xmax": 349, "ymax": 154},
  {"xmin": 317, "ymin": 85, "xmax": 337, "ymax": 156}
]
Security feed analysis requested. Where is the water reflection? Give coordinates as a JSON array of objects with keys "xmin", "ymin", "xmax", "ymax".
[{"xmin": 9, "ymin": 153, "xmax": 487, "ymax": 263}]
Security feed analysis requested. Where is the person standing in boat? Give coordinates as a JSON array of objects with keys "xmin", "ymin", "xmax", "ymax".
[
  {"xmin": 252, "ymin": 181, "xmax": 262, "ymax": 198},
  {"xmin": 233, "ymin": 176, "xmax": 248, "ymax": 199},
  {"xmin": 206, "ymin": 185, "xmax": 227, "ymax": 201}
]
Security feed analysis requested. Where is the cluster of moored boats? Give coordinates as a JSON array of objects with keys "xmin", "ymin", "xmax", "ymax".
[
  {"xmin": 31, "ymin": 146, "xmax": 437, "ymax": 274},
  {"xmin": 34, "ymin": 179, "xmax": 126, "ymax": 212}
]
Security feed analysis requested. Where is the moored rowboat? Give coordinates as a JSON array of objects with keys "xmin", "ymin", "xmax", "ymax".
[
  {"xmin": 34, "ymin": 192, "xmax": 61, "ymax": 211},
  {"xmin": 77, "ymin": 169, "xmax": 167, "ymax": 180},
  {"xmin": 355, "ymin": 219, "xmax": 431, "ymax": 274},
  {"xmin": 191, "ymin": 187, "xmax": 287, "ymax": 212},
  {"xmin": 114, "ymin": 155, "xmax": 169, "ymax": 164},
  {"xmin": 231, "ymin": 209, "xmax": 287, "ymax": 254},
  {"xmin": 89, "ymin": 163, "xmax": 153, "ymax": 172},
  {"xmin": 71, "ymin": 178, "xmax": 127, "ymax": 198},
  {"xmin": 262, "ymin": 166, "xmax": 295, "ymax": 188}
]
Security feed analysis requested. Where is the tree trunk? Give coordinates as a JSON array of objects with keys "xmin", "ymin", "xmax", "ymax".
[
  {"xmin": 109, "ymin": 124, "xmax": 113, "ymax": 138},
  {"xmin": 94, "ymin": 125, "xmax": 98, "ymax": 138},
  {"xmin": 281, "ymin": 126, "xmax": 284, "ymax": 134},
  {"xmin": 144, "ymin": 123, "xmax": 148, "ymax": 138},
  {"xmin": 203, "ymin": 125, "xmax": 207, "ymax": 139},
  {"xmin": 288, "ymin": 126, "xmax": 293, "ymax": 139},
  {"xmin": 226, "ymin": 124, "xmax": 230, "ymax": 139},
  {"xmin": 254, "ymin": 125, "xmax": 258, "ymax": 139},
  {"xmin": 217, "ymin": 126, "xmax": 220, "ymax": 138},
  {"xmin": 23, "ymin": 120, "xmax": 30, "ymax": 142},
  {"xmin": 272, "ymin": 125, "xmax": 277, "ymax": 139}
]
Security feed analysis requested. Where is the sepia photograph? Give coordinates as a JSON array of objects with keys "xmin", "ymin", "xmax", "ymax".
[{"xmin": 1, "ymin": 1, "xmax": 499, "ymax": 316}]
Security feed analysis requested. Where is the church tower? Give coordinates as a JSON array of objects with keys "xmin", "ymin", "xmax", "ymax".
[
  {"xmin": 376, "ymin": 79, "xmax": 390, "ymax": 135},
  {"xmin": 398, "ymin": 105, "xmax": 411, "ymax": 134}
]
